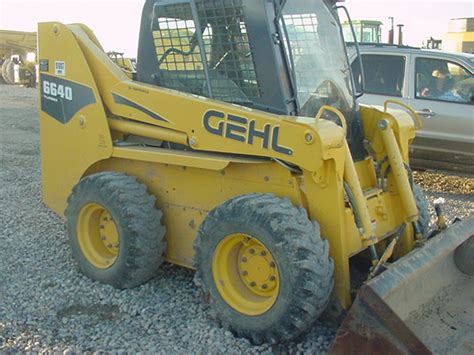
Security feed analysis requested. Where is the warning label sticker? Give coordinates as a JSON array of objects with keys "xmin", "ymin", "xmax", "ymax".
[{"xmin": 55, "ymin": 61, "xmax": 66, "ymax": 76}]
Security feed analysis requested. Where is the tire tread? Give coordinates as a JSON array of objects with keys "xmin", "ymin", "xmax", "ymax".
[
  {"xmin": 65, "ymin": 172, "xmax": 166, "ymax": 289},
  {"xmin": 193, "ymin": 193, "xmax": 334, "ymax": 344}
]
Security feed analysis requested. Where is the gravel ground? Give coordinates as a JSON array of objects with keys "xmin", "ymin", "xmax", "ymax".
[
  {"xmin": 413, "ymin": 171, "xmax": 474, "ymax": 228},
  {"xmin": 1, "ymin": 85, "xmax": 473, "ymax": 353}
]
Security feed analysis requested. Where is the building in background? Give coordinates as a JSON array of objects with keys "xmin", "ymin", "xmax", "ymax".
[
  {"xmin": 0, "ymin": 29, "xmax": 37, "ymax": 86},
  {"xmin": 443, "ymin": 18, "xmax": 474, "ymax": 54}
]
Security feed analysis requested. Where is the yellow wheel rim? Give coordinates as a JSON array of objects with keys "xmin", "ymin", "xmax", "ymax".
[
  {"xmin": 212, "ymin": 233, "xmax": 280, "ymax": 316},
  {"xmin": 77, "ymin": 203, "xmax": 120, "ymax": 269}
]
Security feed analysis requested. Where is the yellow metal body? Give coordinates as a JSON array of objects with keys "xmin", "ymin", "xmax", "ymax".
[
  {"xmin": 108, "ymin": 117, "xmax": 188, "ymax": 145},
  {"xmin": 378, "ymin": 119, "xmax": 418, "ymax": 222},
  {"xmin": 343, "ymin": 141, "xmax": 375, "ymax": 240},
  {"xmin": 38, "ymin": 22, "xmax": 422, "ymax": 309},
  {"xmin": 212, "ymin": 234, "xmax": 279, "ymax": 316}
]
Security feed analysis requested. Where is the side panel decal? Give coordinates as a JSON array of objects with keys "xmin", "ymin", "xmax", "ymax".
[
  {"xmin": 112, "ymin": 93, "xmax": 168, "ymax": 122},
  {"xmin": 202, "ymin": 109, "xmax": 293, "ymax": 156},
  {"xmin": 40, "ymin": 73, "xmax": 96, "ymax": 124}
]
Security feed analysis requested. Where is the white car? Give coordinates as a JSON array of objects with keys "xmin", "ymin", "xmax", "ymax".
[{"xmin": 348, "ymin": 45, "xmax": 474, "ymax": 173}]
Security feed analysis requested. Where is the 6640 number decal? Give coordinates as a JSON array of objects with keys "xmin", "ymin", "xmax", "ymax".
[{"xmin": 43, "ymin": 80, "xmax": 73, "ymax": 101}]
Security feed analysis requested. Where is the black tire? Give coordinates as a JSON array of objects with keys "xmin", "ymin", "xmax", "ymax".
[
  {"xmin": 413, "ymin": 183, "xmax": 430, "ymax": 236},
  {"xmin": 65, "ymin": 172, "xmax": 166, "ymax": 289},
  {"xmin": 1, "ymin": 60, "xmax": 8, "ymax": 83},
  {"xmin": 193, "ymin": 193, "xmax": 334, "ymax": 345},
  {"xmin": 2, "ymin": 59, "xmax": 14, "ymax": 84}
]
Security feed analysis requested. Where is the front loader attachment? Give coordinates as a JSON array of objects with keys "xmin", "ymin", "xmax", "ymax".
[{"xmin": 331, "ymin": 216, "xmax": 474, "ymax": 354}]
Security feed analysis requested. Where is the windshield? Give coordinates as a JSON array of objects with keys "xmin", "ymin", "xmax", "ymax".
[{"xmin": 279, "ymin": 0, "xmax": 355, "ymax": 119}]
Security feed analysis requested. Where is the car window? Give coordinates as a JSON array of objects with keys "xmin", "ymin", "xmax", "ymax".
[
  {"xmin": 351, "ymin": 54, "xmax": 405, "ymax": 97},
  {"xmin": 415, "ymin": 57, "xmax": 473, "ymax": 104}
]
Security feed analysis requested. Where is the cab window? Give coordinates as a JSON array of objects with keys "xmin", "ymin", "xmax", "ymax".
[
  {"xmin": 152, "ymin": 3, "xmax": 207, "ymax": 96},
  {"xmin": 151, "ymin": 1, "xmax": 261, "ymax": 103},
  {"xmin": 415, "ymin": 58, "xmax": 473, "ymax": 104}
]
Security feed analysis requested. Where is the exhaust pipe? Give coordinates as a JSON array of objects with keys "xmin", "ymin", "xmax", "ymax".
[
  {"xmin": 388, "ymin": 17, "xmax": 394, "ymax": 44},
  {"xmin": 330, "ymin": 216, "xmax": 474, "ymax": 354},
  {"xmin": 397, "ymin": 24, "xmax": 404, "ymax": 46}
]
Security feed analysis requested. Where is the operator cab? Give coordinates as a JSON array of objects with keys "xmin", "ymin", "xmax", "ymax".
[{"xmin": 137, "ymin": 0, "xmax": 365, "ymax": 159}]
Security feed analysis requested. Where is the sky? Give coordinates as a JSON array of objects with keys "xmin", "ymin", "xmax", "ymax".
[{"xmin": 1, "ymin": 0, "xmax": 473, "ymax": 57}]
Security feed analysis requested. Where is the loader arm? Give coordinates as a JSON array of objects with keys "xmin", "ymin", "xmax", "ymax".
[{"xmin": 67, "ymin": 23, "xmax": 345, "ymax": 173}]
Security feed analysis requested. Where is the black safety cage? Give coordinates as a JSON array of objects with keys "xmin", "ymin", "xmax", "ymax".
[{"xmin": 137, "ymin": 0, "xmax": 298, "ymax": 115}]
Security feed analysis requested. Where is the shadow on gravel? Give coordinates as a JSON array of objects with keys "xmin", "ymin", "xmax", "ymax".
[
  {"xmin": 17, "ymin": 149, "xmax": 38, "ymax": 156},
  {"xmin": 56, "ymin": 304, "xmax": 123, "ymax": 323}
]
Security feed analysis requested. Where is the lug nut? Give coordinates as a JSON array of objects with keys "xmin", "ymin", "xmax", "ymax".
[
  {"xmin": 262, "ymin": 284, "xmax": 268, "ymax": 289},
  {"xmin": 269, "ymin": 261, "xmax": 276, "ymax": 268},
  {"xmin": 260, "ymin": 251, "xmax": 267, "ymax": 256},
  {"xmin": 100, "ymin": 225, "xmax": 105, "ymax": 229},
  {"xmin": 241, "ymin": 257, "xmax": 247, "ymax": 262},
  {"xmin": 107, "ymin": 243, "xmax": 112, "ymax": 248},
  {"xmin": 270, "ymin": 276, "xmax": 276, "ymax": 281},
  {"xmin": 250, "ymin": 281, "xmax": 256, "ymax": 287},
  {"xmin": 249, "ymin": 249, "xmax": 255, "ymax": 254}
]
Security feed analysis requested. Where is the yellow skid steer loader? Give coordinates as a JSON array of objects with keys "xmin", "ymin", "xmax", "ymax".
[
  {"xmin": 106, "ymin": 51, "xmax": 137, "ymax": 80},
  {"xmin": 37, "ymin": 0, "xmax": 473, "ymax": 350}
]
